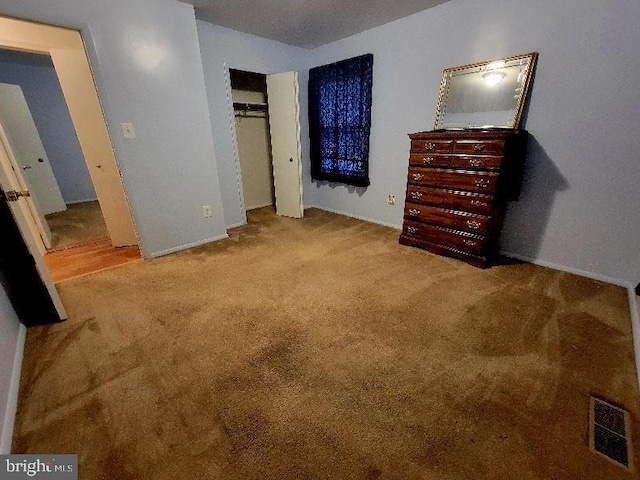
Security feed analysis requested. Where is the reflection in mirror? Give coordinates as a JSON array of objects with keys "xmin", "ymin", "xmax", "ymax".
[{"xmin": 433, "ymin": 52, "xmax": 538, "ymax": 130}]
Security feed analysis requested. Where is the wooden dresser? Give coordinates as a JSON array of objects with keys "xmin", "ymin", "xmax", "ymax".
[{"xmin": 399, "ymin": 129, "xmax": 528, "ymax": 268}]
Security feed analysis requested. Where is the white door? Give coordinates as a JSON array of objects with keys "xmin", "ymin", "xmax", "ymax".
[
  {"xmin": 266, "ymin": 72, "xmax": 303, "ymax": 219},
  {"xmin": 0, "ymin": 83, "xmax": 66, "ymax": 215},
  {"xmin": 0, "ymin": 122, "xmax": 52, "ymax": 251},
  {"xmin": 0, "ymin": 132, "xmax": 66, "ymax": 319},
  {"xmin": 51, "ymin": 46, "xmax": 138, "ymax": 247}
]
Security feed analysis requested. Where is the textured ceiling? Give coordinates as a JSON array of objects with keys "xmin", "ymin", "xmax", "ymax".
[{"xmin": 183, "ymin": 0, "xmax": 452, "ymax": 49}]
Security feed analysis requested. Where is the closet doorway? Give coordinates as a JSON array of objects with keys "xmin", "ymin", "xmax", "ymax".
[
  {"xmin": 230, "ymin": 69, "xmax": 303, "ymax": 220},
  {"xmin": 231, "ymin": 70, "xmax": 275, "ymax": 213}
]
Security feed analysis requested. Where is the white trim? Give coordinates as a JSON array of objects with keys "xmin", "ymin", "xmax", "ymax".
[
  {"xmin": 223, "ymin": 62, "xmax": 248, "ymax": 227},
  {"xmin": 628, "ymin": 290, "xmax": 640, "ymax": 389},
  {"xmin": 503, "ymin": 250, "xmax": 640, "ymax": 388},
  {"xmin": 245, "ymin": 202, "xmax": 274, "ymax": 211},
  {"xmin": 306, "ymin": 205, "xmax": 402, "ymax": 230},
  {"xmin": 226, "ymin": 221, "xmax": 247, "ymax": 229},
  {"xmin": 1, "ymin": 323, "xmax": 26, "ymax": 454},
  {"xmin": 64, "ymin": 197, "xmax": 99, "ymax": 205},
  {"xmin": 147, "ymin": 233, "xmax": 229, "ymax": 258},
  {"xmin": 500, "ymin": 250, "xmax": 629, "ymax": 287}
]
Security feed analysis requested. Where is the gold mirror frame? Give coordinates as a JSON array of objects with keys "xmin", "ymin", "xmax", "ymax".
[{"xmin": 433, "ymin": 52, "xmax": 538, "ymax": 130}]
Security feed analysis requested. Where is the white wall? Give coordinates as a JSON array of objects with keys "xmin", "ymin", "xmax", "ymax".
[
  {"xmin": 0, "ymin": 285, "xmax": 24, "ymax": 454},
  {"xmin": 0, "ymin": 50, "xmax": 96, "ymax": 204},
  {"xmin": 305, "ymin": 0, "xmax": 640, "ymax": 286},
  {"xmin": 196, "ymin": 23, "xmax": 309, "ymax": 227},
  {"xmin": 0, "ymin": 0, "xmax": 227, "ymax": 257}
]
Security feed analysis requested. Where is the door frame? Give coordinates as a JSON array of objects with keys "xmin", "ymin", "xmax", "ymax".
[
  {"xmin": 223, "ymin": 63, "xmax": 248, "ymax": 228},
  {"xmin": 224, "ymin": 65, "xmax": 304, "ymax": 225},
  {"xmin": 0, "ymin": 15, "xmax": 139, "ymax": 249}
]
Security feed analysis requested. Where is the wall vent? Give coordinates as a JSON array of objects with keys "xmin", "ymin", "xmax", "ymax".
[{"xmin": 589, "ymin": 396, "xmax": 634, "ymax": 471}]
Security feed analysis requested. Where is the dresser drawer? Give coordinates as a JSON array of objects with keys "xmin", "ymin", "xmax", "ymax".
[
  {"xmin": 402, "ymin": 221, "xmax": 486, "ymax": 255},
  {"xmin": 409, "ymin": 153, "xmax": 450, "ymax": 167},
  {"xmin": 406, "ymin": 186, "xmax": 494, "ymax": 214},
  {"xmin": 411, "ymin": 139, "xmax": 453, "ymax": 154},
  {"xmin": 407, "ymin": 167, "xmax": 499, "ymax": 194},
  {"xmin": 404, "ymin": 202, "xmax": 491, "ymax": 234},
  {"xmin": 449, "ymin": 155, "xmax": 503, "ymax": 170},
  {"xmin": 453, "ymin": 140, "xmax": 505, "ymax": 155}
]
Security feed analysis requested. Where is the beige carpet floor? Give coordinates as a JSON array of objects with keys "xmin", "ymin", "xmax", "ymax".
[
  {"xmin": 13, "ymin": 208, "xmax": 640, "ymax": 479},
  {"xmin": 45, "ymin": 201, "xmax": 109, "ymax": 250}
]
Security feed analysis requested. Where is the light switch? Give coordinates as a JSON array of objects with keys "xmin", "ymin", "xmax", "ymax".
[{"xmin": 121, "ymin": 122, "xmax": 136, "ymax": 139}]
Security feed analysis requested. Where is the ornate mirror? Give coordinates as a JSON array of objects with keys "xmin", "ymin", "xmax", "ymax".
[{"xmin": 433, "ymin": 52, "xmax": 538, "ymax": 130}]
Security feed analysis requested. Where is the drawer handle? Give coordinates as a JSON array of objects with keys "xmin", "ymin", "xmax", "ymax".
[
  {"xmin": 462, "ymin": 239, "xmax": 477, "ymax": 246},
  {"xmin": 474, "ymin": 179, "xmax": 490, "ymax": 189},
  {"xmin": 410, "ymin": 191, "xmax": 423, "ymax": 200},
  {"xmin": 471, "ymin": 199, "xmax": 488, "ymax": 207},
  {"xmin": 412, "ymin": 173, "xmax": 424, "ymax": 181},
  {"xmin": 409, "ymin": 208, "xmax": 421, "ymax": 217},
  {"xmin": 467, "ymin": 220, "xmax": 481, "ymax": 230},
  {"xmin": 469, "ymin": 159, "xmax": 484, "ymax": 167},
  {"xmin": 473, "ymin": 144, "xmax": 486, "ymax": 152},
  {"xmin": 407, "ymin": 226, "xmax": 417, "ymax": 235},
  {"xmin": 425, "ymin": 142, "xmax": 436, "ymax": 151},
  {"xmin": 422, "ymin": 156, "xmax": 434, "ymax": 165}
]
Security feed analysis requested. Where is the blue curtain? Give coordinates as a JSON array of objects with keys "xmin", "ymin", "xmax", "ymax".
[{"xmin": 308, "ymin": 54, "xmax": 373, "ymax": 187}]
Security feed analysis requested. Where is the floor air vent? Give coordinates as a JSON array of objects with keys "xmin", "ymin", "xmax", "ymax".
[{"xmin": 589, "ymin": 396, "xmax": 634, "ymax": 471}]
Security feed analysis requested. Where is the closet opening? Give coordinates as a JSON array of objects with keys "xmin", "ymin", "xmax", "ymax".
[{"xmin": 230, "ymin": 69, "xmax": 276, "ymax": 215}]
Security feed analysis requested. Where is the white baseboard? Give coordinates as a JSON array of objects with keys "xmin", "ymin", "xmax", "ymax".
[
  {"xmin": 1, "ymin": 323, "xmax": 26, "ymax": 454},
  {"xmin": 502, "ymin": 250, "xmax": 640, "ymax": 388},
  {"xmin": 306, "ymin": 205, "xmax": 402, "ymax": 230},
  {"xmin": 64, "ymin": 198, "xmax": 98, "ymax": 205},
  {"xmin": 225, "ymin": 221, "xmax": 247, "ymax": 229},
  {"xmin": 147, "ymin": 233, "xmax": 229, "ymax": 258},
  {"xmin": 501, "ymin": 250, "xmax": 629, "ymax": 287},
  {"xmin": 628, "ymin": 291, "xmax": 640, "ymax": 389},
  {"xmin": 246, "ymin": 202, "xmax": 274, "ymax": 211}
]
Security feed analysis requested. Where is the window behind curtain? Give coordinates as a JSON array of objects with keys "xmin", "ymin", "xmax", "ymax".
[{"xmin": 308, "ymin": 54, "xmax": 373, "ymax": 187}]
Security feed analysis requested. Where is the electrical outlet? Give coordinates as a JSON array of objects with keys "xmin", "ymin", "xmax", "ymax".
[
  {"xmin": 121, "ymin": 122, "xmax": 136, "ymax": 139},
  {"xmin": 387, "ymin": 194, "xmax": 395, "ymax": 205},
  {"xmin": 202, "ymin": 205, "xmax": 212, "ymax": 218}
]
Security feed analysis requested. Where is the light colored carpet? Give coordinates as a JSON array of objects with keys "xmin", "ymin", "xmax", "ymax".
[
  {"xmin": 13, "ymin": 207, "xmax": 640, "ymax": 479},
  {"xmin": 45, "ymin": 201, "xmax": 109, "ymax": 250}
]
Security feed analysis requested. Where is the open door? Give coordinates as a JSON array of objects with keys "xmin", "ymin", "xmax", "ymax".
[
  {"xmin": 266, "ymin": 72, "xmax": 303, "ymax": 219},
  {"xmin": 0, "ymin": 121, "xmax": 52, "ymax": 251},
  {"xmin": 0, "ymin": 135, "xmax": 66, "ymax": 323},
  {"xmin": 0, "ymin": 83, "xmax": 66, "ymax": 216},
  {"xmin": 0, "ymin": 16, "xmax": 138, "ymax": 248}
]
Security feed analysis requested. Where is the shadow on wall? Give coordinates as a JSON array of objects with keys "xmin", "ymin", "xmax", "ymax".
[
  {"xmin": 502, "ymin": 134, "xmax": 568, "ymax": 260},
  {"xmin": 313, "ymin": 180, "xmax": 368, "ymax": 198}
]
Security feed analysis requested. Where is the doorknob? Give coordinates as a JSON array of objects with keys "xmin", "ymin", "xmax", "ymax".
[
  {"xmin": 289, "ymin": 158, "xmax": 293, "ymax": 163},
  {"xmin": 22, "ymin": 165, "xmax": 32, "ymax": 170}
]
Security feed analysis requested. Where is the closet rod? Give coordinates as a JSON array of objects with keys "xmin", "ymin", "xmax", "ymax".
[
  {"xmin": 232, "ymin": 101, "xmax": 268, "ymax": 113},
  {"xmin": 234, "ymin": 112, "xmax": 267, "ymax": 118}
]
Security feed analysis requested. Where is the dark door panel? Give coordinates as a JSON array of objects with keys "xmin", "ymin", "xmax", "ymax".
[{"xmin": 0, "ymin": 190, "xmax": 62, "ymax": 326}]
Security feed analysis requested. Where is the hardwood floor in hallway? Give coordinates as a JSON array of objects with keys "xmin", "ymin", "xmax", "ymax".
[{"xmin": 44, "ymin": 238, "xmax": 142, "ymax": 283}]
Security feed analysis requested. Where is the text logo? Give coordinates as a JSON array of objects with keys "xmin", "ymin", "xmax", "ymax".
[{"xmin": 0, "ymin": 455, "xmax": 77, "ymax": 480}]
